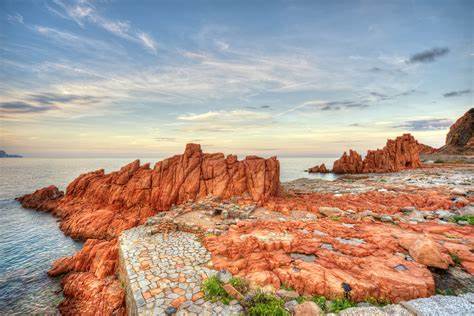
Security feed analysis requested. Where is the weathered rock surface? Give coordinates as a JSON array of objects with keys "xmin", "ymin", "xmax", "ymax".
[
  {"xmin": 332, "ymin": 134, "xmax": 423, "ymax": 174},
  {"xmin": 19, "ymin": 144, "xmax": 279, "ymax": 241},
  {"xmin": 17, "ymin": 144, "xmax": 280, "ymax": 315},
  {"xmin": 438, "ymin": 108, "xmax": 474, "ymax": 155},
  {"xmin": 307, "ymin": 164, "xmax": 329, "ymax": 173},
  {"xmin": 417, "ymin": 143, "xmax": 437, "ymax": 155},
  {"xmin": 205, "ymin": 220, "xmax": 474, "ymax": 303}
]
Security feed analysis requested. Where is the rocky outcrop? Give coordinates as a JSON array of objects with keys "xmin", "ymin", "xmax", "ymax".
[
  {"xmin": 19, "ymin": 143, "xmax": 280, "ymax": 240},
  {"xmin": 17, "ymin": 144, "xmax": 280, "ymax": 315},
  {"xmin": 417, "ymin": 143, "xmax": 437, "ymax": 155},
  {"xmin": 332, "ymin": 134, "xmax": 422, "ymax": 174},
  {"xmin": 205, "ymin": 220, "xmax": 474, "ymax": 303},
  {"xmin": 307, "ymin": 164, "xmax": 329, "ymax": 173},
  {"xmin": 438, "ymin": 108, "xmax": 474, "ymax": 155}
]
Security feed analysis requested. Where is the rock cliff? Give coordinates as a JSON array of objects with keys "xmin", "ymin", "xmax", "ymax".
[
  {"xmin": 332, "ymin": 134, "xmax": 423, "ymax": 174},
  {"xmin": 438, "ymin": 108, "xmax": 474, "ymax": 155},
  {"xmin": 17, "ymin": 144, "xmax": 280, "ymax": 315}
]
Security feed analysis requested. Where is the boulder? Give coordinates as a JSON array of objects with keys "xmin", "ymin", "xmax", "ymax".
[
  {"xmin": 319, "ymin": 207, "xmax": 345, "ymax": 217},
  {"xmin": 307, "ymin": 164, "xmax": 329, "ymax": 173},
  {"xmin": 408, "ymin": 238, "xmax": 453, "ymax": 269},
  {"xmin": 294, "ymin": 301, "xmax": 323, "ymax": 316}
]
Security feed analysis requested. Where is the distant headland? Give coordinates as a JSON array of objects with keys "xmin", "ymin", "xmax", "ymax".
[{"xmin": 0, "ymin": 150, "xmax": 22, "ymax": 158}]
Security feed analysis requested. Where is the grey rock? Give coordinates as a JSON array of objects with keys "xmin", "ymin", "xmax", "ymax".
[
  {"xmin": 276, "ymin": 289, "xmax": 300, "ymax": 301},
  {"xmin": 380, "ymin": 215, "xmax": 393, "ymax": 223},
  {"xmin": 217, "ymin": 269, "xmax": 232, "ymax": 283},
  {"xmin": 284, "ymin": 300, "xmax": 299, "ymax": 313}
]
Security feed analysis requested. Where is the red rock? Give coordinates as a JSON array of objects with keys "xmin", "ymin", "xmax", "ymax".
[
  {"xmin": 59, "ymin": 273, "xmax": 125, "ymax": 316},
  {"xmin": 204, "ymin": 219, "xmax": 474, "ymax": 302},
  {"xmin": 307, "ymin": 164, "xmax": 329, "ymax": 173},
  {"xmin": 15, "ymin": 185, "xmax": 63, "ymax": 212},
  {"xmin": 294, "ymin": 301, "xmax": 323, "ymax": 316},
  {"xmin": 265, "ymin": 189, "xmax": 454, "ymax": 215},
  {"xmin": 438, "ymin": 108, "xmax": 474, "ymax": 155},
  {"xmin": 405, "ymin": 238, "xmax": 453, "ymax": 269},
  {"xmin": 417, "ymin": 143, "xmax": 437, "ymax": 155},
  {"xmin": 16, "ymin": 144, "xmax": 281, "ymax": 314},
  {"xmin": 332, "ymin": 134, "xmax": 422, "ymax": 174}
]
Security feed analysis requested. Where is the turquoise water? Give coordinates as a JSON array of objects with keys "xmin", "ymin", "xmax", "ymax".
[{"xmin": 0, "ymin": 156, "xmax": 336, "ymax": 314}]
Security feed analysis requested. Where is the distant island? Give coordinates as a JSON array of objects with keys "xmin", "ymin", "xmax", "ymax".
[{"xmin": 0, "ymin": 150, "xmax": 22, "ymax": 158}]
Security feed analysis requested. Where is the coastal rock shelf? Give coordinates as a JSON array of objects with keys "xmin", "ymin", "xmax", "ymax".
[{"xmin": 118, "ymin": 226, "xmax": 243, "ymax": 315}]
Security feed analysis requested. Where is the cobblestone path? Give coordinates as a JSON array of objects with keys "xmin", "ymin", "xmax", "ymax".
[{"xmin": 119, "ymin": 226, "xmax": 243, "ymax": 315}]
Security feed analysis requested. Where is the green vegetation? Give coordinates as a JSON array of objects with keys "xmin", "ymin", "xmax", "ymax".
[
  {"xmin": 450, "ymin": 253, "xmax": 462, "ymax": 265},
  {"xmin": 330, "ymin": 216, "xmax": 341, "ymax": 221},
  {"xmin": 365, "ymin": 297, "xmax": 391, "ymax": 306},
  {"xmin": 246, "ymin": 291, "xmax": 289, "ymax": 316},
  {"xmin": 436, "ymin": 288, "xmax": 456, "ymax": 296},
  {"xmin": 280, "ymin": 283, "xmax": 294, "ymax": 291},
  {"xmin": 327, "ymin": 298, "xmax": 357, "ymax": 313},
  {"xmin": 311, "ymin": 295, "xmax": 327, "ymax": 310},
  {"xmin": 202, "ymin": 275, "xmax": 231, "ymax": 304},
  {"xmin": 451, "ymin": 215, "xmax": 474, "ymax": 225},
  {"xmin": 434, "ymin": 159, "xmax": 444, "ymax": 163},
  {"xmin": 229, "ymin": 277, "xmax": 249, "ymax": 294}
]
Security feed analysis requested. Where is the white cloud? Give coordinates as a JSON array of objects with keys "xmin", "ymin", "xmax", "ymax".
[
  {"xmin": 50, "ymin": 0, "xmax": 158, "ymax": 54},
  {"xmin": 138, "ymin": 32, "xmax": 158, "ymax": 54},
  {"xmin": 7, "ymin": 13, "xmax": 24, "ymax": 24}
]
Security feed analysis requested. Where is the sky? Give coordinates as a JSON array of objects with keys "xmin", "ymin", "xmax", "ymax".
[{"xmin": 0, "ymin": 0, "xmax": 473, "ymax": 158}]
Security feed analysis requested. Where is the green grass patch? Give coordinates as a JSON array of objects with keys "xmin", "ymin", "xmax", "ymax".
[
  {"xmin": 202, "ymin": 275, "xmax": 231, "ymax": 305},
  {"xmin": 330, "ymin": 216, "xmax": 341, "ymax": 221},
  {"xmin": 229, "ymin": 277, "xmax": 249, "ymax": 294},
  {"xmin": 450, "ymin": 253, "xmax": 462, "ymax": 265},
  {"xmin": 280, "ymin": 283, "xmax": 294, "ymax": 291},
  {"xmin": 311, "ymin": 296, "xmax": 327, "ymax": 310},
  {"xmin": 436, "ymin": 288, "xmax": 456, "ymax": 296},
  {"xmin": 327, "ymin": 298, "xmax": 357, "ymax": 313},
  {"xmin": 246, "ymin": 291, "xmax": 289, "ymax": 316},
  {"xmin": 451, "ymin": 215, "xmax": 474, "ymax": 225},
  {"xmin": 365, "ymin": 297, "xmax": 391, "ymax": 306}
]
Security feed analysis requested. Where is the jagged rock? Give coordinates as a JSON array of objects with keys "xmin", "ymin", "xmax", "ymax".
[
  {"xmin": 438, "ymin": 108, "xmax": 474, "ymax": 155},
  {"xmin": 276, "ymin": 289, "xmax": 300, "ymax": 301},
  {"xmin": 332, "ymin": 134, "xmax": 423, "ymax": 174},
  {"xmin": 307, "ymin": 164, "xmax": 329, "ymax": 173},
  {"xmin": 16, "ymin": 144, "xmax": 281, "ymax": 315},
  {"xmin": 417, "ymin": 143, "xmax": 437, "ymax": 155}
]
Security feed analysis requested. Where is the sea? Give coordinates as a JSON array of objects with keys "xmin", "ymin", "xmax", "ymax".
[{"xmin": 0, "ymin": 157, "xmax": 336, "ymax": 315}]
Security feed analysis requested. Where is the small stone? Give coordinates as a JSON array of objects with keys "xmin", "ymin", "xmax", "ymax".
[
  {"xmin": 319, "ymin": 207, "xmax": 344, "ymax": 217},
  {"xmin": 380, "ymin": 215, "xmax": 393, "ymax": 222},
  {"xmin": 284, "ymin": 300, "xmax": 299, "ymax": 313},
  {"xmin": 165, "ymin": 306, "xmax": 177, "ymax": 315},
  {"xmin": 294, "ymin": 301, "xmax": 323, "ymax": 316},
  {"xmin": 458, "ymin": 220, "xmax": 468, "ymax": 226},
  {"xmin": 217, "ymin": 269, "xmax": 232, "ymax": 283},
  {"xmin": 276, "ymin": 289, "xmax": 300, "ymax": 301}
]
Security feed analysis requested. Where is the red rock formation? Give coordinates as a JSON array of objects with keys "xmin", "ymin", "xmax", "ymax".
[
  {"xmin": 17, "ymin": 144, "xmax": 281, "ymax": 315},
  {"xmin": 438, "ymin": 108, "xmax": 474, "ymax": 155},
  {"xmin": 307, "ymin": 163, "xmax": 329, "ymax": 173},
  {"xmin": 417, "ymin": 143, "xmax": 437, "ymax": 155},
  {"xmin": 265, "ymin": 189, "xmax": 457, "ymax": 215},
  {"xmin": 205, "ymin": 220, "xmax": 474, "ymax": 302},
  {"xmin": 332, "ymin": 134, "xmax": 422, "ymax": 174}
]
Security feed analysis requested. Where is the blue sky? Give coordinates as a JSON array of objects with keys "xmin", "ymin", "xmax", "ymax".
[{"xmin": 0, "ymin": 0, "xmax": 472, "ymax": 157}]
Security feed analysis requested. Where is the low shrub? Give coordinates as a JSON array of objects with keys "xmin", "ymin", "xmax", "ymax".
[
  {"xmin": 327, "ymin": 298, "xmax": 356, "ymax": 313},
  {"xmin": 229, "ymin": 277, "xmax": 249, "ymax": 294},
  {"xmin": 202, "ymin": 275, "xmax": 231, "ymax": 304},
  {"xmin": 246, "ymin": 291, "xmax": 289, "ymax": 316},
  {"xmin": 452, "ymin": 215, "xmax": 474, "ymax": 225}
]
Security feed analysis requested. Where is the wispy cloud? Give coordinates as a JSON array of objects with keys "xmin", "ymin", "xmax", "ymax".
[
  {"xmin": 0, "ymin": 101, "xmax": 57, "ymax": 115},
  {"xmin": 49, "ymin": 0, "xmax": 158, "ymax": 54},
  {"xmin": 176, "ymin": 109, "xmax": 273, "ymax": 133},
  {"xmin": 406, "ymin": 47, "xmax": 449, "ymax": 64},
  {"xmin": 394, "ymin": 118, "xmax": 452, "ymax": 131},
  {"xmin": 443, "ymin": 89, "xmax": 471, "ymax": 97},
  {"xmin": 7, "ymin": 13, "xmax": 24, "ymax": 24}
]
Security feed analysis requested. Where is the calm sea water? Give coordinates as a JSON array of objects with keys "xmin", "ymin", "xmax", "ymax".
[{"xmin": 0, "ymin": 157, "xmax": 336, "ymax": 314}]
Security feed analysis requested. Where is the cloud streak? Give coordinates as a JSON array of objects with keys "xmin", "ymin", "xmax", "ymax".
[
  {"xmin": 394, "ymin": 118, "xmax": 452, "ymax": 131},
  {"xmin": 443, "ymin": 89, "xmax": 471, "ymax": 97},
  {"xmin": 50, "ymin": 0, "xmax": 158, "ymax": 54},
  {"xmin": 407, "ymin": 47, "xmax": 449, "ymax": 64}
]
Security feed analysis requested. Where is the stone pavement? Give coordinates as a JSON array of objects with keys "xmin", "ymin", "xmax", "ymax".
[{"xmin": 118, "ymin": 225, "xmax": 243, "ymax": 315}]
